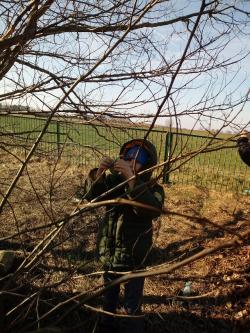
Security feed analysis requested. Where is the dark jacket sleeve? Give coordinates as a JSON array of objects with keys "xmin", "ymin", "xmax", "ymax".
[
  {"xmin": 237, "ymin": 137, "xmax": 250, "ymax": 167},
  {"xmin": 83, "ymin": 168, "xmax": 108, "ymax": 201},
  {"xmin": 127, "ymin": 178, "xmax": 165, "ymax": 219},
  {"xmin": 83, "ymin": 169, "xmax": 124, "ymax": 201}
]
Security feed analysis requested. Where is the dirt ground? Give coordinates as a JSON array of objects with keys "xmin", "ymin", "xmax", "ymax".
[{"xmin": 0, "ymin": 154, "xmax": 249, "ymax": 333}]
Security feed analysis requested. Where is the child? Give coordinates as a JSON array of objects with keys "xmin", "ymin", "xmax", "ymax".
[{"xmin": 84, "ymin": 139, "xmax": 165, "ymax": 333}]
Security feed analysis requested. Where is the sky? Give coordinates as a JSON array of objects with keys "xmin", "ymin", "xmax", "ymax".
[{"xmin": 0, "ymin": 0, "xmax": 249, "ymax": 132}]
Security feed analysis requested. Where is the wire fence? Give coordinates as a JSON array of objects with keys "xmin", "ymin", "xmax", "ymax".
[{"xmin": 1, "ymin": 114, "xmax": 249, "ymax": 193}]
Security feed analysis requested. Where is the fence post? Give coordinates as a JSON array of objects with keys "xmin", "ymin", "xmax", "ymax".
[
  {"xmin": 56, "ymin": 120, "xmax": 60, "ymax": 158},
  {"xmin": 163, "ymin": 132, "xmax": 173, "ymax": 184}
]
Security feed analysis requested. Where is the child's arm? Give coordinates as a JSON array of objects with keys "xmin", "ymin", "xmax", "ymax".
[
  {"xmin": 112, "ymin": 159, "xmax": 164, "ymax": 218},
  {"xmin": 127, "ymin": 178, "xmax": 165, "ymax": 219},
  {"xmin": 83, "ymin": 156, "xmax": 115, "ymax": 201},
  {"xmin": 83, "ymin": 168, "xmax": 107, "ymax": 201}
]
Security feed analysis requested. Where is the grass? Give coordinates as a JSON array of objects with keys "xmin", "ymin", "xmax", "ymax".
[{"xmin": 0, "ymin": 114, "xmax": 249, "ymax": 192}]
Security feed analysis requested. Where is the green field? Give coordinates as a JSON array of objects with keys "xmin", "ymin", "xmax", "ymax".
[{"xmin": 0, "ymin": 114, "xmax": 249, "ymax": 192}]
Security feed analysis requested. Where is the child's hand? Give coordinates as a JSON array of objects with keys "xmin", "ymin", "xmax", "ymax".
[
  {"xmin": 96, "ymin": 156, "xmax": 114, "ymax": 178},
  {"xmin": 113, "ymin": 159, "xmax": 135, "ymax": 180}
]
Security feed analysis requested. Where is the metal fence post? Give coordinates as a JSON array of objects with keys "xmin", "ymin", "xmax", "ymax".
[
  {"xmin": 56, "ymin": 120, "xmax": 60, "ymax": 158},
  {"xmin": 163, "ymin": 132, "xmax": 173, "ymax": 184}
]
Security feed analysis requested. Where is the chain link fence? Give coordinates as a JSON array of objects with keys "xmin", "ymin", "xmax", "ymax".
[{"xmin": 1, "ymin": 114, "xmax": 249, "ymax": 192}]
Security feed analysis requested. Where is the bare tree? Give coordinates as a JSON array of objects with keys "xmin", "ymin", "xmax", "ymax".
[
  {"xmin": 0, "ymin": 1, "xmax": 249, "ymax": 332},
  {"xmin": 0, "ymin": 1, "xmax": 249, "ymax": 123}
]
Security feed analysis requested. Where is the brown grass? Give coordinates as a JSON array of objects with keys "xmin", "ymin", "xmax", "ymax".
[{"xmin": 0, "ymin": 151, "xmax": 249, "ymax": 333}]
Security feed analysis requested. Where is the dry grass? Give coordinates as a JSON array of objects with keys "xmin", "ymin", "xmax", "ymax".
[{"xmin": 0, "ymin": 152, "xmax": 249, "ymax": 333}]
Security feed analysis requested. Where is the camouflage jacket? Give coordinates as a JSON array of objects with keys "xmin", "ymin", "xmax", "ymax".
[
  {"xmin": 84, "ymin": 170, "xmax": 164, "ymax": 270},
  {"xmin": 84, "ymin": 139, "xmax": 165, "ymax": 270}
]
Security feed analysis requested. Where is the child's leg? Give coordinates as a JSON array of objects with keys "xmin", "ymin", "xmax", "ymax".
[
  {"xmin": 99, "ymin": 272, "xmax": 120, "ymax": 332},
  {"xmin": 124, "ymin": 277, "xmax": 144, "ymax": 314},
  {"xmin": 122, "ymin": 277, "xmax": 145, "ymax": 333}
]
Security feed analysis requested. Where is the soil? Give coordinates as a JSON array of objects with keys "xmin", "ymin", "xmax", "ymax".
[{"xmin": 0, "ymin": 153, "xmax": 249, "ymax": 333}]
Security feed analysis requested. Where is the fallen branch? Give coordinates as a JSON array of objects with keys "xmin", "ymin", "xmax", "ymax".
[
  {"xmin": 22, "ymin": 227, "xmax": 249, "ymax": 328},
  {"xmin": 82, "ymin": 304, "xmax": 145, "ymax": 318}
]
